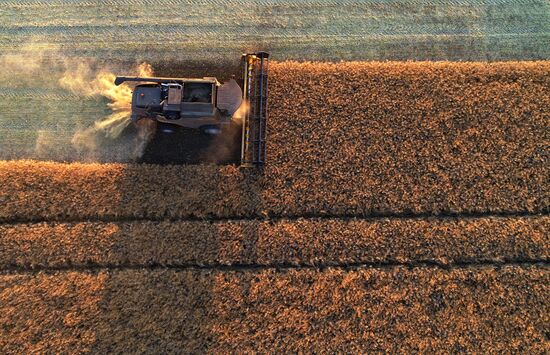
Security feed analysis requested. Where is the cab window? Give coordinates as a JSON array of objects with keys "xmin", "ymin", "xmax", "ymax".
[{"xmin": 183, "ymin": 83, "xmax": 212, "ymax": 103}]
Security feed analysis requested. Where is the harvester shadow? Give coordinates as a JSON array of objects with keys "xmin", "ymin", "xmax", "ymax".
[
  {"xmin": 92, "ymin": 156, "xmax": 265, "ymax": 351},
  {"xmin": 137, "ymin": 121, "xmax": 243, "ymax": 165},
  {"xmin": 91, "ymin": 59, "xmax": 265, "ymax": 350}
]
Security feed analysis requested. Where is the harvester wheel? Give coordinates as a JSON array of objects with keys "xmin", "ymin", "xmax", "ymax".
[{"xmin": 200, "ymin": 125, "xmax": 222, "ymax": 135}]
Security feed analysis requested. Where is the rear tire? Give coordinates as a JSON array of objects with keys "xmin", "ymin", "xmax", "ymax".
[
  {"xmin": 158, "ymin": 122, "xmax": 177, "ymax": 134},
  {"xmin": 200, "ymin": 125, "xmax": 222, "ymax": 135}
]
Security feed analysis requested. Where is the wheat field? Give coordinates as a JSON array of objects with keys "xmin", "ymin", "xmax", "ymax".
[
  {"xmin": 1, "ymin": 61, "xmax": 549, "ymax": 352},
  {"xmin": 1, "ymin": 1, "xmax": 549, "ymax": 352}
]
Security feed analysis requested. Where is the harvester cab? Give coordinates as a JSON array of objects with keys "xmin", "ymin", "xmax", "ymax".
[{"xmin": 114, "ymin": 52, "xmax": 269, "ymax": 167}]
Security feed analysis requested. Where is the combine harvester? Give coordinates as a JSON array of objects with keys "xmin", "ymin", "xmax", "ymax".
[{"xmin": 115, "ymin": 52, "xmax": 269, "ymax": 167}]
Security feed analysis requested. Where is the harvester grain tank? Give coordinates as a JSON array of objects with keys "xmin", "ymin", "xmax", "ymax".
[{"xmin": 114, "ymin": 52, "xmax": 269, "ymax": 167}]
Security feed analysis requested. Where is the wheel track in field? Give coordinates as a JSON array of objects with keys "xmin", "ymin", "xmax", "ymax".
[
  {"xmin": 1, "ymin": 208, "xmax": 548, "ymax": 225},
  {"xmin": 2, "ymin": 257, "xmax": 548, "ymax": 274},
  {"xmin": 2, "ymin": 212, "xmax": 549, "ymax": 272},
  {"xmin": 2, "ymin": 212, "xmax": 548, "ymax": 273}
]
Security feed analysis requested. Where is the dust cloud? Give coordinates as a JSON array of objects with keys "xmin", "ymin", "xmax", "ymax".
[
  {"xmin": 231, "ymin": 100, "xmax": 248, "ymax": 124},
  {"xmin": 59, "ymin": 61, "xmax": 156, "ymax": 161},
  {"xmin": 0, "ymin": 43, "xmax": 156, "ymax": 162},
  {"xmin": 200, "ymin": 100, "xmax": 247, "ymax": 164}
]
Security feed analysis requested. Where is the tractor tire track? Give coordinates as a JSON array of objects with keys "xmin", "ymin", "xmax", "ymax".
[{"xmin": 1, "ymin": 259, "xmax": 549, "ymax": 275}]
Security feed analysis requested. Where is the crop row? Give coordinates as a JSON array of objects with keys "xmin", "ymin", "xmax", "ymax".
[
  {"xmin": 1, "ymin": 266, "xmax": 547, "ymax": 353},
  {"xmin": 1, "ymin": 216, "xmax": 548, "ymax": 268}
]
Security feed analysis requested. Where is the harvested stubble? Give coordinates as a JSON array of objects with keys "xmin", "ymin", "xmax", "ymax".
[
  {"xmin": 1, "ymin": 266, "xmax": 548, "ymax": 353},
  {"xmin": 1, "ymin": 61, "xmax": 549, "ymax": 221},
  {"xmin": 1, "ymin": 216, "xmax": 548, "ymax": 268}
]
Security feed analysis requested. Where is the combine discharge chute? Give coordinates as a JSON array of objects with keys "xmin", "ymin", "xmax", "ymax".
[{"xmin": 114, "ymin": 52, "xmax": 270, "ymax": 167}]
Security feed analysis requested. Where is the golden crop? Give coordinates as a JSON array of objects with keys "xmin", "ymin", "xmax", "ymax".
[{"xmin": 1, "ymin": 61, "xmax": 548, "ymax": 352}]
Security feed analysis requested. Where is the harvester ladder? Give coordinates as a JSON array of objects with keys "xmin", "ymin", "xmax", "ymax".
[{"xmin": 241, "ymin": 52, "xmax": 269, "ymax": 168}]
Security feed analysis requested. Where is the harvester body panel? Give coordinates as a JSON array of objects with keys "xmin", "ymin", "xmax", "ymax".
[{"xmin": 126, "ymin": 79, "xmax": 227, "ymax": 129}]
